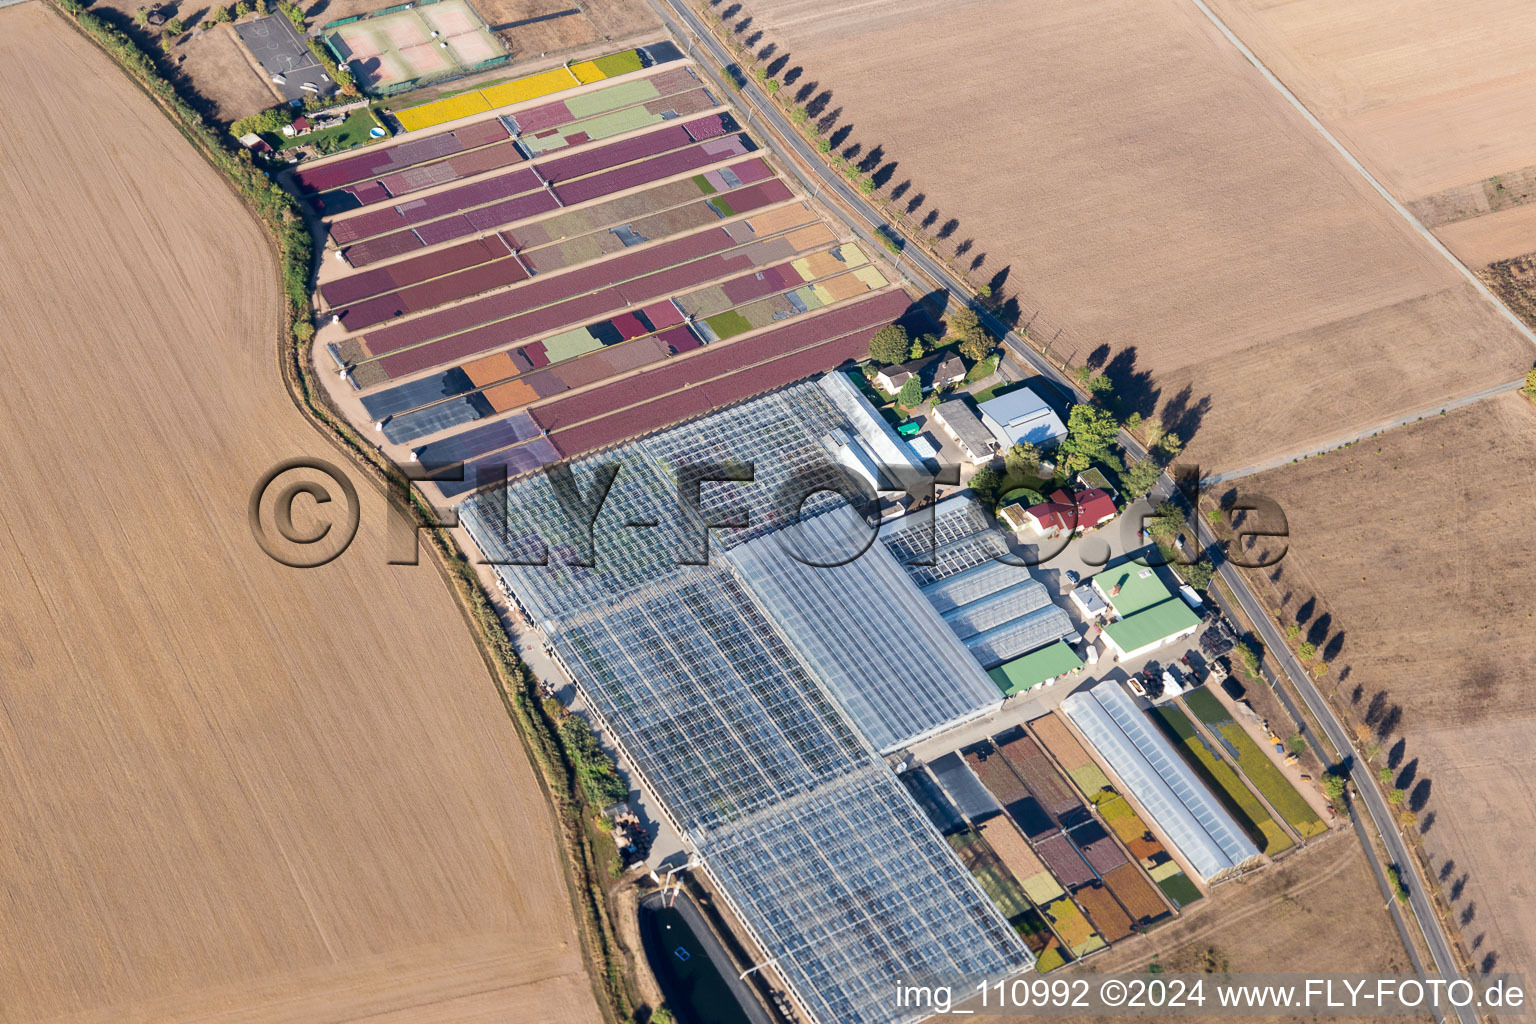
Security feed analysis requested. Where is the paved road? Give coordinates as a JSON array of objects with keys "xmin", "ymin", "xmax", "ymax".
[{"xmin": 653, "ymin": 0, "xmax": 1471, "ymax": 1005}]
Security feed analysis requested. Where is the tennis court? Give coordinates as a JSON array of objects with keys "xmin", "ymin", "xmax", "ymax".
[{"xmin": 325, "ymin": 0, "xmax": 507, "ymax": 95}]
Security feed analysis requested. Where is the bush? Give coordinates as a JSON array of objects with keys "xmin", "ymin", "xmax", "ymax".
[
  {"xmin": 213, "ymin": 4, "xmax": 231, "ymax": 22},
  {"xmin": 231, "ymin": 105, "xmax": 291, "ymax": 136},
  {"xmin": 868, "ymin": 323, "xmax": 910, "ymax": 366},
  {"xmin": 235, "ymin": 0, "xmax": 252, "ymax": 13},
  {"xmin": 557, "ymin": 714, "xmax": 630, "ymax": 807},
  {"xmin": 162, "ymin": 16, "xmax": 183, "ymax": 33}
]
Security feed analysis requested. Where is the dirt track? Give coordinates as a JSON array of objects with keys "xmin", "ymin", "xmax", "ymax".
[
  {"xmin": 0, "ymin": 6, "xmax": 599, "ymax": 1022},
  {"xmin": 737, "ymin": 0, "xmax": 1532, "ymax": 472}
]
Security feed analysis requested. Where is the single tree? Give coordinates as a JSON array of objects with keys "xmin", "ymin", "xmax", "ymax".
[
  {"xmin": 1523, "ymin": 366, "xmax": 1536, "ymax": 401},
  {"xmin": 816, "ymin": 137, "xmax": 831, "ymax": 154},
  {"xmin": 213, "ymin": 4, "xmax": 232, "ymax": 21},
  {"xmin": 896, "ymin": 375, "xmax": 923, "ymax": 411},
  {"xmin": 1143, "ymin": 419, "xmax": 1165, "ymax": 452},
  {"xmin": 236, "ymin": 0, "xmax": 252, "ymax": 14},
  {"xmin": 766, "ymin": 79, "xmax": 781, "ymax": 95},
  {"xmin": 947, "ymin": 307, "xmax": 992, "ymax": 362},
  {"xmin": 134, "ymin": 5, "xmax": 149, "ymax": 24},
  {"xmin": 868, "ymin": 324, "xmax": 910, "ymax": 366},
  {"xmin": 1388, "ymin": 788, "xmax": 1406, "ymax": 806},
  {"xmin": 909, "ymin": 337, "xmax": 927, "ymax": 360},
  {"xmin": 1321, "ymin": 773, "xmax": 1347, "ymax": 801},
  {"xmin": 977, "ymin": 284, "xmax": 992, "ymax": 300},
  {"xmin": 1285, "ymin": 623, "xmax": 1301, "ymax": 642},
  {"xmin": 1205, "ymin": 506, "xmax": 1223, "ymax": 526},
  {"xmin": 1004, "ymin": 441, "xmax": 1039, "ymax": 480},
  {"xmin": 1120, "ymin": 458, "xmax": 1161, "ymax": 500},
  {"xmin": 1377, "ymin": 766, "xmax": 1394, "ymax": 785},
  {"xmin": 1287, "ymin": 734, "xmax": 1306, "ymax": 756},
  {"xmin": 1060, "ymin": 403, "xmax": 1120, "ymax": 472},
  {"xmin": 1157, "ymin": 430, "xmax": 1184, "ymax": 460},
  {"xmin": 969, "ymin": 464, "xmax": 1003, "ymax": 506},
  {"xmin": 163, "ymin": 16, "xmax": 184, "ymax": 33},
  {"xmin": 1298, "ymin": 640, "xmax": 1317, "ymax": 661},
  {"xmin": 1124, "ymin": 410, "xmax": 1143, "ymax": 434}
]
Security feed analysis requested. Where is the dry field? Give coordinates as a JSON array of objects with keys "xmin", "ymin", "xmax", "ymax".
[
  {"xmin": 981, "ymin": 839, "xmax": 1412, "ymax": 1024},
  {"xmin": 735, "ymin": 0, "xmax": 1532, "ymax": 472},
  {"xmin": 0, "ymin": 6, "xmax": 598, "ymax": 1023},
  {"xmin": 1231, "ymin": 391, "xmax": 1536, "ymax": 985},
  {"xmin": 1204, "ymin": 0, "xmax": 1536, "ymax": 204}
]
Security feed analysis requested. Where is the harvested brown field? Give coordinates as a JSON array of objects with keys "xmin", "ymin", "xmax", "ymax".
[
  {"xmin": 0, "ymin": 6, "xmax": 598, "ymax": 1022},
  {"xmin": 1228, "ymin": 391, "xmax": 1536, "ymax": 980},
  {"xmin": 735, "ymin": 0, "xmax": 1533, "ymax": 471},
  {"xmin": 1436, "ymin": 202, "xmax": 1536, "ymax": 266},
  {"xmin": 1204, "ymin": 0, "xmax": 1536, "ymax": 203}
]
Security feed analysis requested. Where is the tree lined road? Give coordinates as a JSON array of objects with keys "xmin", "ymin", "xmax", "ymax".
[{"xmin": 647, "ymin": 0, "xmax": 1471, "ymax": 1010}]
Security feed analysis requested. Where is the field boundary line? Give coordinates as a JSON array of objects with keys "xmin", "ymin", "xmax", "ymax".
[
  {"xmin": 1186, "ymin": 0, "xmax": 1536, "ymax": 352},
  {"xmin": 1203, "ymin": 376, "xmax": 1526, "ymax": 485}
]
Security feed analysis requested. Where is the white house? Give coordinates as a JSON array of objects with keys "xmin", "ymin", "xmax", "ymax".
[{"xmin": 977, "ymin": 388, "xmax": 1068, "ymax": 449}]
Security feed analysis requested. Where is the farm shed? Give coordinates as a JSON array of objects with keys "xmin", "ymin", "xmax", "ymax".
[
  {"xmin": 987, "ymin": 640, "xmax": 1084, "ymax": 695},
  {"xmin": 1093, "ymin": 565, "xmax": 1200, "ymax": 659},
  {"xmin": 931, "ymin": 397, "xmax": 998, "ymax": 465},
  {"xmin": 1060, "ymin": 682, "xmax": 1261, "ymax": 882},
  {"xmin": 978, "ymin": 387, "xmax": 1068, "ymax": 449}
]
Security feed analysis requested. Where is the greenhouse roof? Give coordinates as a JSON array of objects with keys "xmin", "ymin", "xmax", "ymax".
[
  {"xmin": 987, "ymin": 641, "xmax": 1085, "ymax": 695},
  {"xmin": 461, "ymin": 380, "xmax": 1033, "ymax": 1024},
  {"xmin": 1060, "ymin": 683, "xmax": 1260, "ymax": 881}
]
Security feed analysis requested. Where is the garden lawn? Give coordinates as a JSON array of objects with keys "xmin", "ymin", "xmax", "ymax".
[
  {"xmin": 1184, "ymin": 689, "xmax": 1327, "ymax": 839},
  {"xmin": 1150, "ymin": 705, "xmax": 1294, "ymax": 856},
  {"xmin": 277, "ymin": 108, "xmax": 382, "ymax": 153}
]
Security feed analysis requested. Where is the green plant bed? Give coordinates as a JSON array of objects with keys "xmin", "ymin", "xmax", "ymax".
[
  {"xmin": 1156, "ymin": 873, "xmax": 1203, "ymax": 908},
  {"xmin": 966, "ymin": 352, "xmax": 1000, "ymax": 383},
  {"xmin": 1183, "ymin": 689, "xmax": 1327, "ymax": 839},
  {"xmin": 1149, "ymin": 705, "xmax": 1294, "ymax": 856},
  {"xmin": 703, "ymin": 309, "xmax": 752, "ymax": 340}
]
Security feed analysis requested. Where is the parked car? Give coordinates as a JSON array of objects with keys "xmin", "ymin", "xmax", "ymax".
[{"xmin": 1065, "ymin": 569, "xmax": 1081, "ymax": 586}]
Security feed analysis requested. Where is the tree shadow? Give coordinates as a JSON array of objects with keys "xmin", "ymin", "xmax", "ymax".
[
  {"xmin": 1420, "ymin": 810, "xmax": 1435, "ymax": 835},
  {"xmin": 1450, "ymin": 874, "xmax": 1468, "ymax": 901},
  {"xmin": 1293, "ymin": 596, "xmax": 1316, "ymax": 626},
  {"xmin": 1394, "ymin": 756, "xmax": 1416, "ymax": 790},
  {"xmin": 1460, "ymin": 902, "xmax": 1476, "ymax": 927},
  {"xmin": 1438, "ymin": 860, "xmax": 1456, "ymax": 883},
  {"xmin": 857, "ymin": 144, "xmax": 884, "ymax": 174},
  {"xmin": 1157, "ymin": 384, "xmax": 1211, "ymax": 446},
  {"xmin": 1481, "ymin": 952, "xmax": 1499, "ymax": 974},
  {"xmin": 937, "ymin": 217, "xmax": 959, "ymax": 240},
  {"xmin": 734, "ymin": 15, "xmax": 753, "ymax": 35},
  {"xmin": 1322, "ymin": 630, "xmax": 1345, "ymax": 662},
  {"xmin": 889, "ymin": 180, "xmax": 911, "ymax": 204},
  {"xmin": 757, "ymin": 41, "xmax": 776, "ymax": 61},
  {"xmin": 744, "ymin": 29, "xmax": 762, "ymax": 49},
  {"xmin": 954, "ymin": 238, "xmax": 973, "ymax": 259},
  {"xmin": 841, "ymin": 142, "xmax": 862, "ymax": 163},
  {"xmin": 905, "ymin": 191, "xmax": 926, "ymax": 215},
  {"xmin": 1086, "ymin": 344, "xmax": 1112, "ymax": 371},
  {"xmin": 1409, "ymin": 778, "xmax": 1431, "ymax": 812},
  {"xmin": 921, "ymin": 209, "xmax": 939, "ymax": 231},
  {"xmin": 720, "ymin": 2, "xmax": 740, "ymax": 17},
  {"xmin": 795, "ymin": 81, "xmax": 822, "ymax": 106},
  {"xmin": 1102, "ymin": 347, "xmax": 1160, "ymax": 419},
  {"xmin": 766, "ymin": 53, "xmax": 788, "ymax": 77},
  {"xmin": 872, "ymin": 161, "xmax": 898, "ymax": 189},
  {"xmin": 1306, "ymin": 612, "xmax": 1331, "ymax": 647},
  {"xmin": 828, "ymin": 124, "xmax": 852, "ymax": 149},
  {"xmin": 1376, "ymin": 704, "xmax": 1401, "ymax": 739},
  {"xmin": 783, "ymin": 65, "xmax": 802, "ymax": 87},
  {"xmin": 988, "ymin": 265, "xmax": 1012, "ymax": 296},
  {"xmin": 969, "ymin": 251, "xmax": 986, "ymax": 272},
  {"xmin": 1387, "ymin": 738, "xmax": 1406, "ymax": 770}
]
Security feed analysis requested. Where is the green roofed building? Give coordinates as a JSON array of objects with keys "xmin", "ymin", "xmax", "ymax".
[
  {"xmin": 987, "ymin": 640, "xmax": 1084, "ymax": 696},
  {"xmin": 1093, "ymin": 565, "xmax": 1200, "ymax": 659}
]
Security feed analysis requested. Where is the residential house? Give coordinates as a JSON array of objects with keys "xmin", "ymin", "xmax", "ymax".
[{"xmin": 875, "ymin": 351, "xmax": 967, "ymax": 395}]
